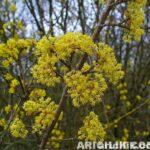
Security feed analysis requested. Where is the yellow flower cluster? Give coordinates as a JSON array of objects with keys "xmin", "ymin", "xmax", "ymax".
[
  {"xmin": 32, "ymin": 54, "xmax": 60, "ymax": 87},
  {"xmin": 95, "ymin": 43, "xmax": 124, "ymax": 85},
  {"xmin": 29, "ymin": 88, "xmax": 46, "ymax": 101},
  {"xmin": 32, "ymin": 37, "xmax": 60, "ymax": 86},
  {"xmin": 65, "ymin": 71, "xmax": 107, "ymax": 107},
  {"xmin": 23, "ymin": 89, "xmax": 63, "ymax": 135},
  {"xmin": 23, "ymin": 89, "xmax": 64, "ymax": 148},
  {"xmin": 136, "ymin": 95, "xmax": 142, "ymax": 102},
  {"xmin": 32, "ymin": 97, "xmax": 59, "ymax": 134},
  {"xmin": 0, "ymin": 38, "xmax": 34, "ymax": 68},
  {"xmin": 32, "ymin": 33, "xmax": 124, "ymax": 108},
  {"xmin": 78, "ymin": 111, "xmax": 106, "ymax": 141},
  {"xmin": 23, "ymin": 100, "xmax": 40, "ymax": 116},
  {"xmin": 9, "ymin": 4, "xmax": 17, "ymax": 12},
  {"xmin": 23, "ymin": 89, "xmax": 47, "ymax": 116},
  {"xmin": 47, "ymin": 128, "xmax": 64, "ymax": 149},
  {"xmin": 9, "ymin": 79, "xmax": 19, "ymax": 94},
  {"xmin": 4, "ymin": 73, "xmax": 19, "ymax": 94},
  {"xmin": 0, "ymin": 118, "xmax": 6, "ymax": 128},
  {"xmin": 4, "ymin": 73, "xmax": 13, "ymax": 80},
  {"xmin": 81, "ymin": 63, "xmax": 91, "ymax": 72},
  {"xmin": 3, "ymin": 20, "xmax": 24, "ymax": 34},
  {"xmin": 117, "ymin": 82, "xmax": 132, "ymax": 108},
  {"xmin": 4, "ymin": 105, "xmax": 11, "ymax": 114},
  {"xmin": 135, "ymin": 130, "xmax": 149, "ymax": 138},
  {"xmin": 121, "ymin": 128, "xmax": 129, "ymax": 141},
  {"xmin": 124, "ymin": 0, "xmax": 147, "ymax": 42},
  {"xmin": 54, "ymin": 32, "xmax": 96, "ymax": 60},
  {"xmin": 4, "ymin": 104, "xmax": 21, "ymax": 116},
  {"xmin": 32, "ymin": 33, "xmax": 96, "ymax": 86},
  {"xmin": 35, "ymin": 36, "xmax": 56, "ymax": 56},
  {"xmin": 10, "ymin": 117, "xmax": 28, "ymax": 138},
  {"xmin": 117, "ymin": 82, "xmax": 128, "ymax": 101}
]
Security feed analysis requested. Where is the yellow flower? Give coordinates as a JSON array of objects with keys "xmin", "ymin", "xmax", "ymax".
[
  {"xmin": 78, "ymin": 112, "xmax": 106, "ymax": 141},
  {"xmin": 5, "ymin": 105, "xmax": 11, "ymax": 114},
  {"xmin": 54, "ymin": 32, "xmax": 96, "ymax": 60},
  {"xmin": 47, "ymin": 129, "xmax": 64, "ymax": 149},
  {"xmin": 9, "ymin": 79, "xmax": 19, "ymax": 94},
  {"xmin": 9, "ymin": 4, "xmax": 17, "ymax": 12},
  {"xmin": 0, "ymin": 38, "xmax": 34, "ymax": 68},
  {"xmin": 32, "ymin": 97, "xmax": 60, "ymax": 133},
  {"xmin": 23, "ymin": 101, "xmax": 39, "ymax": 116},
  {"xmin": 136, "ymin": 95, "xmax": 142, "ymax": 101},
  {"xmin": 81, "ymin": 63, "xmax": 91, "ymax": 72},
  {"xmin": 4, "ymin": 73, "xmax": 13, "ymax": 81},
  {"xmin": 65, "ymin": 71, "xmax": 107, "ymax": 107},
  {"xmin": 0, "ymin": 118, "xmax": 6, "ymax": 128},
  {"xmin": 95, "ymin": 43, "xmax": 124, "ymax": 85},
  {"xmin": 29, "ymin": 88, "xmax": 46, "ymax": 101},
  {"xmin": 23, "ymin": 89, "xmax": 63, "ymax": 135},
  {"xmin": 32, "ymin": 55, "xmax": 60, "ymax": 87},
  {"xmin": 122, "ymin": 128, "xmax": 129, "ymax": 141},
  {"xmin": 10, "ymin": 118, "xmax": 28, "ymax": 138},
  {"xmin": 124, "ymin": 0, "xmax": 147, "ymax": 42}
]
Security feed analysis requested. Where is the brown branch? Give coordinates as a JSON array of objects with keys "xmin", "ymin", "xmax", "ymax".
[
  {"xmin": 106, "ymin": 99, "xmax": 149, "ymax": 129},
  {"xmin": 24, "ymin": 0, "xmax": 45, "ymax": 35},
  {"xmin": 60, "ymin": 59, "xmax": 71, "ymax": 70},
  {"xmin": 77, "ymin": 0, "xmax": 86, "ymax": 34},
  {"xmin": 39, "ymin": 86, "xmax": 68, "ymax": 150},
  {"xmin": 92, "ymin": 0, "xmax": 115, "ymax": 42},
  {"xmin": 76, "ymin": 53, "xmax": 88, "ymax": 70},
  {"xmin": 101, "ymin": 18, "xmax": 130, "ymax": 30},
  {"xmin": 48, "ymin": 0, "xmax": 54, "ymax": 36},
  {"xmin": 36, "ymin": 0, "xmax": 45, "ymax": 31},
  {"xmin": 110, "ymin": 0, "xmax": 128, "ymax": 7}
]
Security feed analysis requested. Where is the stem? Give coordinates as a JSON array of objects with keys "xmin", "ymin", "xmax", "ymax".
[{"xmin": 39, "ymin": 86, "xmax": 67, "ymax": 150}]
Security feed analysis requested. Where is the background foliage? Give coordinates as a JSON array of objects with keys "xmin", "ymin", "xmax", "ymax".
[{"xmin": 0, "ymin": 0, "xmax": 149, "ymax": 149}]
